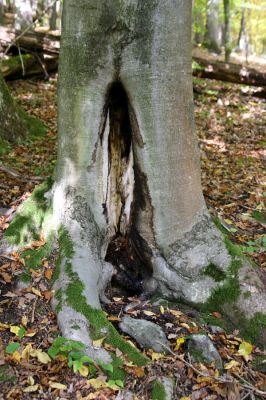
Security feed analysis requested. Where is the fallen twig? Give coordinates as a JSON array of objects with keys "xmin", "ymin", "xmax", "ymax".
[
  {"xmin": 0, "ymin": 163, "xmax": 43, "ymax": 182},
  {"xmin": 156, "ymin": 341, "xmax": 266, "ymax": 398}
]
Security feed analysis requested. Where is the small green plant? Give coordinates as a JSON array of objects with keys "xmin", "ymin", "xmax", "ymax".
[
  {"xmin": 48, "ymin": 336, "xmax": 114, "ymax": 377},
  {"xmin": 5, "ymin": 342, "xmax": 20, "ymax": 354},
  {"xmin": 240, "ymin": 236, "xmax": 266, "ymax": 254}
]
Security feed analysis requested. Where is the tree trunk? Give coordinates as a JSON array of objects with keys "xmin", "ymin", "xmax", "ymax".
[
  {"xmin": 204, "ymin": 0, "xmax": 222, "ymax": 54},
  {"xmin": 3, "ymin": 0, "xmax": 266, "ymax": 357},
  {"xmin": 49, "ymin": 1, "xmax": 57, "ymax": 31},
  {"xmin": 223, "ymin": 0, "xmax": 231, "ymax": 62},
  {"xmin": 193, "ymin": 56, "xmax": 266, "ymax": 86},
  {"xmin": 15, "ymin": 0, "xmax": 35, "ymax": 30},
  {"xmin": 0, "ymin": 70, "xmax": 27, "ymax": 143}
]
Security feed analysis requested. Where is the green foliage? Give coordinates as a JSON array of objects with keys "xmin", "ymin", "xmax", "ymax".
[
  {"xmin": 151, "ymin": 380, "xmax": 166, "ymax": 400},
  {"xmin": 240, "ymin": 236, "xmax": 266, "ymax": 254},
  {"xmin": 5, "ymin": 342, "xmax": 20, "ymax": 354},
  {"xmin": 193, "ymin": 0, "xmax": 266, "ymax": 56},
  {"xmin": 48, "ymin": 336, "xmax": 114, "ymax": 377},
  {"xmin": 4, "ymin": 178, "xmax": 53, "ymax": 246},
  {"xmin": 203, "ymin": 264, "xmax": 227, "ymax": 282}
]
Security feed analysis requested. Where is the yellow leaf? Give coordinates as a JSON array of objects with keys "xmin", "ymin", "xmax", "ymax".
[
  {"xmin": 160, "ymin": 305, "xmax": 165, "ymax": 314},
  {"xmin": 30, "ymin": 349, "xmax": 51, "ymax": 364},
  {"xmin": 22, "ymin": 344, "xmax": 33, "ymax": 360},
  {"xmin": 196, "ymin": 376, "xmax": 213, "ymax": 383},
  {"xmin": 87, "ymin": 378, "xmax": 107, "ymax": 389},
  {"xmin": 180, "ymin": 397, "xmax": 191, "ymax": 400},
  {"xmin": 0, "ymin": 322, "xmax": 9, "ymax": 330},
  {"xmin": 238, "ymin": 341, "xmax": 253, "ymax": 357},
  {"xmin": 151, "ymin": 352, "xmax": 165, "ymax": 361},
  {"xmin": 113, "ymin": 297, "xmax": 122, "ymax": 302},
  {"xmin": 23, "ymin": 384, "xmax": 39, "ymax": 393},
  {"xmin": 92, "ymin": 337, "xmax": 105, "ymax": 348},
  {"xmin": 49, "ymin": 382, "xmax": 67, "ymax": 390},
  {"xmin": 22, "ymin": 316, "xmax": 28, "ymax": 327},
  {"xmin": 32, "ymin": 287, "xmax": 42, "ymax": 297},
  {"xmin": 224, "ymin": 360, "xmax": 240, "ymax": 370},
  {"xmin": 79, "ymin": 365, "xmax": 89, "ymax": 377},
  {"xmin": 224, "ymin": 219, "xmax": 233, "ymax": 225},
  {"xmin": 143, "ymin": 310, "xmax": 156, "ymax": 316},
  {"xmin": 28, "ymin": 376, "xmax": 34, "ymax": 386},
  {"xmin": 10, "ymin": 326, "xmax": 20, "ymax": 336},
  {"xmin": 174, "ymin": 337, "xmax": 186, "ymax": 351},
  {"xmin": 12, "ymin": 351, "xmax": 21, "ymax": 362},
  {"xmin": 25, "ymin": 330, "xmax": 36, "ymax": 337},
  {"xmin": 169, "ymin": 309, "xmax": 183, "ymax": 318}
]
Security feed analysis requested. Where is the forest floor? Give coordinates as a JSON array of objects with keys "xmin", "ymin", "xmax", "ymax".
[{"xmin": 0, "ymin": 73, "xmax": 265, "ymax": 399}]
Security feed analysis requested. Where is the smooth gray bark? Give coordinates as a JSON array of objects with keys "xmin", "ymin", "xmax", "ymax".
[
  {"xmin": 15, "ymin": 0, "xmax": 35, "ymax": 30},
  {"xmin": 50, "ymin": 0, "xmax": 265, "ymax": 354},
  {"xmin": 223, "ymin": 0, "xmax": 231, "ymax": 62},
  {"xmin": 204, "ymin": 0, "xmax": 222, "ymax": 54}
]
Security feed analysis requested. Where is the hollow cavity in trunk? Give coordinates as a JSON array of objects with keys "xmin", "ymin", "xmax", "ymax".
[{"xmin": 102, "ymin": 82, "xmax": 152, "ymax": 295}]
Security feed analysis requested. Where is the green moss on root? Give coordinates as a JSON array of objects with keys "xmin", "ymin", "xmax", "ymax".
[
  {"xmin": 201, "ymin": 260, "xmax": 241, "ymax": 313},
  {"xmin": 203, "ymin": 264, "xmax": 227, "ymax": 282},
  {"xmin": 65, "ymin": 276, "xmax": 148, "ymax": 366},
  {"xmin": 21, "ymin": 232, "xmax": 54, "ymax": 270},
  {"xmin": 4, "ymin": 178, "xmax": 53, "ymax": 246},
  {"xmin": 56, "ymin": 226, "xmax": 148, "ymax": 367},
  {"xmin": 151, "ymin": 381, "xmax": 166, "ymax": 400}
]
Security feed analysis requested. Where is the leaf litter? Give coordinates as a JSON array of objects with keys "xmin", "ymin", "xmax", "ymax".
[{"xmin": 0, "ymin": 74, "xmax": 265, "ymax": 399}]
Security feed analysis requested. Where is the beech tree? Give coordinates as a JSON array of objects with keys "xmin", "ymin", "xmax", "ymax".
[
  {"xmin": 3, "ymin": 0, "xmax": 266, "ymax": 361},
  {"xmin": 204, "ymin": 0, "xmax": 222, "ymax": 53},
  {"xmin": 0, "ymin": 70, "xmax": 27, "ymax": 144}
]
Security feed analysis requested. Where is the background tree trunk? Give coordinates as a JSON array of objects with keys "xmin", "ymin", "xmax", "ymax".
[
  {"xmin": 223, "ymin": 0, "xmax": 231, "ymax": 62},
  {"xmin": 15, "ymin": 0, "xmax": 35, "ymax": 30},
  {"xmin": 0, "ymin": 70, "xmax": 27, "ymax": 143},
  {"xmin": 204, "ymin": 0, "xmax": 222, "ymax": 54}
]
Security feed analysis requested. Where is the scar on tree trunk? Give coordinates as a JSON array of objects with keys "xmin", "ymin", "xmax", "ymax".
[{"xmin": 103, "ymin": 81, "xmax": 153, "ymax": 296}]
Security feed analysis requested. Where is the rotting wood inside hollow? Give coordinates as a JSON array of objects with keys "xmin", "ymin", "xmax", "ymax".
[{"xmin": 103, "ymin": 81, "xmax": 152, "ymax": 295}]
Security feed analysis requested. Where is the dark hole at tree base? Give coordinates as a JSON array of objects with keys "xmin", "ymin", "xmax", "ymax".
[{"xmin": 103, "ymin": 81, "xmax": 152, "ymax": 296}]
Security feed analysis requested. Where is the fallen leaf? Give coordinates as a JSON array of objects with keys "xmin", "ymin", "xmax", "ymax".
[
  {"xmin": 12, "ymin": 351, "xmax": 22, "ymax": 362},
  {"xmin": 44, "ymin": 268, "xmax": 53, "ymax": 280},
  {"xmin": 224, "ymin": 360, "xmax": 240, "ymax": 370},
  {"xmin": 22, "ymin": 344, "xmax": 32, "ymax": 360},
  {"xmin": 92, "ymin": 337, "xmax": 105, "ymax": 348},
  {"xmin": 21, "ymin": 316, "xmax": 28, "ymax": 326},
  {"xmin": 143, "ymin": 310, "xmax": 156, "ymax": 316},
  {"xmin": 30, "ymin": 349, "xmax": 51, "ymax": 364},
  {"xmin": 238, "ymin": 341, "xmax": 253, "ymax": 357},
  {"xmin": 10, "ymin": 326, "xmax": 21, "ymax": 336},
  {"xmin": 211, "ymin": 311, "xmax": 222, "ymax": 318},
  {"xmin": 23, "ymin": 384, "xmax": 39, "ymax": 393},
  {"xmin": 169, "ymin": 309, "xmax": 183, "ymax": 318},
  {"xmin": 87, "ymin": 378, "xmax": 107, "ymax": 389},
  {"xmin": 159, "ymin": 305, "xmax": 165, "ymax": 314},
  {"xmin": 79, "ymin": 365, "xmax": 89, "ymax": 377},
  {"xmin": 174, "ymin": 337, "xmax": 186, "ymax": 351},
  {"xmin": 49, "ymin": 382, "xmax": 67, "ymax": 390},
  {"xmin": 150, "ymin": 352, "xmax": 165, "ymax": 361},
  {"xmin": 31, "ymin": 287, "xmax": 42, "ymax": 297},
  {"xmin": 0, "ymin": 272, "xmax": 12, "ymax": 283},
  {"xmin": 0, "ymin": 322, "xmax": 9, "ymax": 330},
  {"xmin": 134, "ymin": 367, "xmax": 145, "ymax": 378}
]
